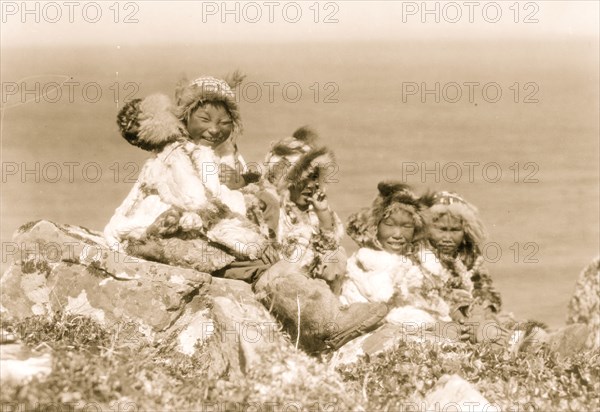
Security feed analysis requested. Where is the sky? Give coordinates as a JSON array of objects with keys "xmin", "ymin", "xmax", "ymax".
[{"xmin": 1, "ymin": 0, "xmax": 598, "ymax": 47}]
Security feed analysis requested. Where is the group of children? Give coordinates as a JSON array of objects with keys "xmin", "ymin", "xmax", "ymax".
[{"xmin": 103, "ymin": 73, "xmax": 551, "ymax": 353}]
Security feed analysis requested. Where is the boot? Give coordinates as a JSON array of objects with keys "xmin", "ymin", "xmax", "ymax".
[
  {"xmin": 518, "ymin": 323, "xmax": 591, "ymax": 359},
  {"xmin": 323, "ymin": 301, "xmax": 389, "ymax": 350},
  {"xmin": 254, "ymin": 260, "xmax": 388, "ymax": 352}
]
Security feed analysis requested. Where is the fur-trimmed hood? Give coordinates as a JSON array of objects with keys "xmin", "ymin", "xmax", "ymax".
[
  {"xmin": 116, "ymin": 73, "xmax": 245, "ymax": 151},
  {"xmin": 419, "ymin": 191, "xmax": 487, "ymax": 257},
  {"xmin": 264, "ymin": 126, "xmax": 335, "ymax": 194},
  {"xmin": 116, "ymin": 94, "xmax": 185, "ymax": 151}
]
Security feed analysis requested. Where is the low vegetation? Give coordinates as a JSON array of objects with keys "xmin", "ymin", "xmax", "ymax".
[{"xmin": 2, "ymin": 312, "xmax": 598, "ymax": 411}]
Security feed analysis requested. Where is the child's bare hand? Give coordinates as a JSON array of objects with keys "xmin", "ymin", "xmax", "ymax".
[
  {"xmin": 220, "ymin": 165, "xmax": 246, "ymax": 190},
  {"xmin": 308, "ymin": 189, "xmax": 329, "ymax": 211},
  {"xmin": 447, "ymin": 289, "xmax": 473, "ymax": 322}
]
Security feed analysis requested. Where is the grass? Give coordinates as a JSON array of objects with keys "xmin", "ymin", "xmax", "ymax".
[
  {"xmin": 1, "ymin": 312, "xmax": 599, "ymax": 411},
  {"xmin": 337, "ymin": 338, "xmax": 600, "ymax": 411},
  {"xmin": 0, "ymin": 311, "xmax": 360, "ymax": 411}
]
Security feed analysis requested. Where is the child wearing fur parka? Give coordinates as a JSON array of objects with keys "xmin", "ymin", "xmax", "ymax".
[
  {"xmin": 252, "ymin": 128, "xmax": 388, "ymax": 352},
  {"xmin": 104, "ymin": 73, "xmax": 269, "ymax": 273},
  {"xmin": 419, "ymin": 191, "xmax": 503, "ymax": 319},
  {"xmin": 263, "ymin": 127, "xmax": 346, "ymax": 286},
  {"xmin": 340, "ymin": 182, "xmax": 459, "ymax": 329},
  {"xmin": 420, "ymin": 191, "xmax": 595, "ymax": 356}
]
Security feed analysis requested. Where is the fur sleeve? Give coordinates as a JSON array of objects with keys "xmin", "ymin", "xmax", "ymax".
[
  {"xmin": 470, "ymin": 258, "xmax": 502, "ymax": 312},
  {"xmin": 188, "ymin": 144, "xmax": 247, "ymax": 216},
  {"xmin": 150, "ymin": 144, "xmax": 210, "ymax": 211},
  {"xmin": 103, "ymin": 163, "xmax": 172, "ymax": 250}
]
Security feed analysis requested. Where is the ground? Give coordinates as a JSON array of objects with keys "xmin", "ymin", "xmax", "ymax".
[{"xmin": 1, "ymin": 311, "xmax": 598, "ymax": 411}]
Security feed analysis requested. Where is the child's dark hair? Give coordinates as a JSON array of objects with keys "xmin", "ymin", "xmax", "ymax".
[{"xmin": 116, "ymin": 98, "xmax": 144, "ymax": 148}]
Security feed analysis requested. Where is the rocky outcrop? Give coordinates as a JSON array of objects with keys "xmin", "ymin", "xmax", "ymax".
[
  {"xmin": 0, "ymin": 220, "xmax": 360, "ymax": 407},
  {"xmin": 165, "ymin": 276, "xmax": 289, "ymax": 378},
  {"xmin": 0, "ymin": 220, "xmax": 290, "ymax": 370},
  {"xmin": 1, "ymin": 220, "xmax": 211, "ymax": 344},
  {"xmin": 567, "ymin": 256, "xmax": 600, "ymax": 349},
  {"xmin": 0, "ymin": 219, "xmax": 298, "ymax": 378}
]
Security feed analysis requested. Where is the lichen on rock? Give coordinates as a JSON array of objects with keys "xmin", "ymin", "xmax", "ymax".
[{"xmin": 0, "ymin": 220, "xmax": 361, "ymax": 408}]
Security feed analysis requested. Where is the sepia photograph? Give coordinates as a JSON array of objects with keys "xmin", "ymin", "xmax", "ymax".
[{"xmin": 1, "ymin": 1, "xmax": 599, "ymax": 410}]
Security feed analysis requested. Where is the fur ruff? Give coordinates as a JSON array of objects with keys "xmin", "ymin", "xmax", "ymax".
[
  {"xmin": 264, "ymin": 126, "xmax": 335, "ymax": 193},
  {"xmin": 420, "ymin": 192, "xmax": 487, "ymax": 255},
  {"xmin": 116, "ymin": 94, "xmax": 185, "ymax": 151},
  {"xmin": 137, "ymin": 94, "xmax": 184, "ymax": 148},
  {"xmin": 281, "ymin": 147, "xmax": 335, "ymax": 192},
  {"xmin": 116, "ymin": 73, "xmax": 245, "ymax": 151},
  {"xmin": 270, "ymin": 126, "xmax": 317, "ymax": 156},
  {"xmin": 372, "ymin": 182, "xmax": 422, "ymax": 224},
  {"xmin": 174, "ymin": 73, "xmax": 244, "ymax": 134},
  {"xmin": 270, "ymin": 139, "xmax": 311, "ymax": 157}
]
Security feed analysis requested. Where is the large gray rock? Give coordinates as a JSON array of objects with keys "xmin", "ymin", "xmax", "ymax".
[
  {"xmin": 0, "ymin": 220, "xmax": 281, "ymax": 370},
  {"xmin": 1, "ymin": 220, "xmax": 211, "ymax": 343},
  {"xmin": 0, "ymin": 342, "xmax": 52, "ymax": 384},
  {"xmin": 163, "ymin": 276, "xmax": 287, "ymax": 378},
  {"xmin": 567, "ymin": 256, "xmax": 600, "ymax": 350},
  {"xmin": 0, "ymin": 220, "xmax": 362, "ymax": 408}
]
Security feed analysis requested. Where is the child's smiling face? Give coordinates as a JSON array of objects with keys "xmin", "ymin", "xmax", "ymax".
[
  {"xmin": 186, "ymin": 102, "xmax": 233, "ymax": 147},
  {"xmin": 376, "ymin": 209, "xmax": 415, "ymax": 254},
  {"xmin": 428, "ymin": 213, "xmax": 465, "ymax": 256}
]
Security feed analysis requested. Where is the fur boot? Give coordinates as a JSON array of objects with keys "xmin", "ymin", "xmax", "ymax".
[{"xmin": 255, "ymin": 260, "xmax": 388, "ymax": 352}]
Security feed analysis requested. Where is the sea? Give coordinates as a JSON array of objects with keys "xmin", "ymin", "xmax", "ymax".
[{"xmin": 1, "ymin": 39, "xmax": 598, "ymax": 327}]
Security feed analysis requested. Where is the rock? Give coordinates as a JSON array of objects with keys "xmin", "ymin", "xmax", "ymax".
[
  {"xmin": 1, "ymin": 220, "xmax": 211, "ymax": 343},
  {"xmin": 163, "ymin": 276, "xmax": 286, "ymax": 378},
  {"xmin": 330, "ymin": 322, "xmax": 461, "ymax": 369},
  {"xmin": 546, "ymin": 323, "xmax": 593, "ymax": 360},
  {"xmin": 0, "ymin": 220, "xmax": 363, "ymax": 409},
  {"xmin": 423, "ymin": 374, "xmax": 493, "ymax": 412},
  {"xmin": 567, "ymin": 256, "xmax": 600, "ymax": 350},
  {"xmin": 0, "ymin": 343, "xmax": 52, "ymax": 384},
  {"xmin": 0, "ymin": 219, "xmax": 361, "ymax": 407}
]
